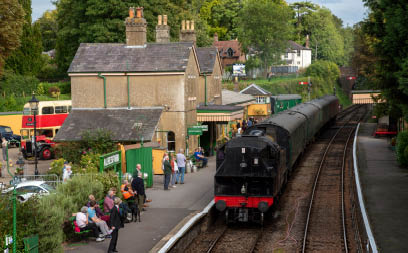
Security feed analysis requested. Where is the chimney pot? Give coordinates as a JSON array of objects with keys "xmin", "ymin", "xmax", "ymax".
[
  {"xmin": 163, "ymin": 15, "xmax": 168, "ymax": 26},
  {"xmin": 129, "ymin": 7, "xmax": 135, "ymax": 18},
  {"xmin": 158, "ymin": 15, "xmax": 162, "ymax": 26},
  {"xmin": 136, "ymin": 7, "xmax": 143, "ymax": 18},
  {"xmin": 181, "ymin": 20, "xmax": 186, "ymax": 30},
  {"xmin": 191, "ymin": 20, "xmax": 195, "ymax": 30},
  {"xmin": 186, "ymin": 20, "xmax": 190, "ymax": 30}
]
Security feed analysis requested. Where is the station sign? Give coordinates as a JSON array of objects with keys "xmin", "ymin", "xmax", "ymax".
[
  {"xmin": 187, "ymin": 127, "xmax": 203, "ymax": 135},
  {"xmin": 192, "ymin": 125, "xmax": 208, "ymax": 131}
]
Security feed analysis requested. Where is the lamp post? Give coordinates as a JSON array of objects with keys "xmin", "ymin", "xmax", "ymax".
[{"xmin": 29, "ymin": 93, "xmax": 39, "ymax": 175}]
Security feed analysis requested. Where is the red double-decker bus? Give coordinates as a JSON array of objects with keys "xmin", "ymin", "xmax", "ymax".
[{"xmin": 20, "ymin": 100, "xmax": 71, "ymax": 159}]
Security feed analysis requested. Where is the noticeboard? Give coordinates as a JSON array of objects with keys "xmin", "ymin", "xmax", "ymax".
[
  {"xmin": 192, "ymin": 125, "xmax": 208, "ymax": 131},
  {"xmin": 233, "ymin": 64, "xmax": 246, "ymax": 77}
]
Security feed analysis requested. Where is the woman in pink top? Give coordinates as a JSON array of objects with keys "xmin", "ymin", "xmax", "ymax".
[{"xmin": 104, "ymin": 190, "xmax": 115, "ymax": 213}]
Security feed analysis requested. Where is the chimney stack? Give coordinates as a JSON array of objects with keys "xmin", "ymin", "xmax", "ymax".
[
  {"xmin": 306, "ymin": 34, "xmax": 310, "ymax": 48},
  {"xmin": 125, "ymin": 7, "xmax": 147, "ymax": 47},
  {"xmin": 179, "ymin": 19, "xmax": 196, "ymax": 44},
  {"xmin": 214, "ymin": 32, "xmax": 218, "ymax": 42},
  {"xmin": 156, "ymin": 14, "xmax": 170, "ymax": 43}
]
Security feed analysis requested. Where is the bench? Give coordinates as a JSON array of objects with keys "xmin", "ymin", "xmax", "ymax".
[
  {"xmin": 189, "ymin": 156, "xmax": 203, "ymax": 168},
  {"xmin": 69, "ymin": 216, "xmax": 92, "ymax": 237}
]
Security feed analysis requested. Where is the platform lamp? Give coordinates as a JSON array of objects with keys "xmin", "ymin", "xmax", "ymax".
[{"xmin": 29, "ymin": 92, "xmax": 39, "ymax": 175}]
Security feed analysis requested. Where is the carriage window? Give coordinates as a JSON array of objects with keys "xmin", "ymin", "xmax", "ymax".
[
  {"xmin": 42, "ymin": 106, "xmax": 54, "ymax": 115},
  {"xmin": 23, "ymin": 108, "xmax": 31, "ymax": 115},
  {"xmin": 55, "ymin": 106, "xmax": 67, "ymax": 114}
]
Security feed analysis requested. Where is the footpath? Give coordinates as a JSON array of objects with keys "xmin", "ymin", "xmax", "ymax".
[
  {"xmin": 64, "ymin": 157, "xmax": 216, "ymax": 253},
  {"xmin": 357, "ymin": 123, "xmax": 408, "ymax": 252}
]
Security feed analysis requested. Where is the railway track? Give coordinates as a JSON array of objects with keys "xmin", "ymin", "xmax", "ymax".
[
  {"xmin": 302, "ymin": 105, "xmax": 366, "ymax": 252},
  {"xmin": 205, "ymin": 226, "xmax": 262, "ymax": 253}
]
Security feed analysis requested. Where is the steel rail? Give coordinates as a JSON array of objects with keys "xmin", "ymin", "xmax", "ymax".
[
  {"xmin": 206, "ymin": 226, "xmax": 227, "ymax": 253},
  {"xmin": 302, "ymin": 106, "xmax": 363, "ymax": 253},
  {"xmin": 249, "ymin": 228, "xmax": 263, "ymax": 253}
]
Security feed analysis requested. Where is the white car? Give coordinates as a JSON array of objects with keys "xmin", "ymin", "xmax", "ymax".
[{"xmin": 2, "ymin": 181, "xmax": 55, "ymax": 202}]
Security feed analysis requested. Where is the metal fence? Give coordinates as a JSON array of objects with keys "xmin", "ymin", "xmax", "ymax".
[{"xmin": 12, "ymin": 174, "xmax": 61, "ymax": 188}]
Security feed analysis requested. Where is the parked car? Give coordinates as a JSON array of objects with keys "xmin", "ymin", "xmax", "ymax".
[
  {"xmin": 0, "ymin": 125, "xmax": 21, "ymax": 147},
  {"xmin": 2, "ymin": 180, "xmax": 55, "ymax": 202}
]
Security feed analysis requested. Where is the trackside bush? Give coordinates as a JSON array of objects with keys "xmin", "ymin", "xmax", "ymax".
[
  {"xmin": 396, "ymin": 130, "xmax": 408, "ymax": 167},
  {"xmin": 36, "ymin": 175, "xmax": 104, "ymax": 252}
]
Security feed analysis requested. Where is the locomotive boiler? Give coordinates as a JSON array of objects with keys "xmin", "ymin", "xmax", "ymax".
[{"xmin": 214, "ymin": 95, "xmax": 339, "ymax": 224}]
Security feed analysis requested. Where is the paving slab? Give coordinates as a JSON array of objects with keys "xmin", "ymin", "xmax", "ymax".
[
  {"xmin": 64, "ymin": 158, "xmax": 216, "ymax": 253},
  {"xmin": 357, "ymin": 123, "xmax": 408, "ymax": 252}
]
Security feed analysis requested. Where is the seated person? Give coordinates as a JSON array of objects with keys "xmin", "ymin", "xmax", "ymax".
[
  {"xmin": 76, "ymin": 206, "xmax": 104, "ymax": 242},
  {"xmin": 87, "ymin": 194, "xmax": 110, "ymax": 223},
  {"xmin": 194, "ymin": 148, "xmax": 208, "ymax": 167},
  {"xmin": 88, "ymin": 200, "xmax": 112, "ymax": 238},
  {"xmin": 104, "ymin": 190, "xmax": 115, "ymax": 213}
]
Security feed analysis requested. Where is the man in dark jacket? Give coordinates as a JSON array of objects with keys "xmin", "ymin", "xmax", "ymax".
[
  {"xmin": 108, "ymin": 197, "xmax": 123, "ymax": 253},
  {"xmin": 131, "ymin": 172, "xmax": 145, "ymax": 214},
  {"xmin": 163, "ymin": 155, "xmax": 172, "ymax": 190}
]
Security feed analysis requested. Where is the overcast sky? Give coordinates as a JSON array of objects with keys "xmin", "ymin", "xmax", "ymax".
[{"xmin": 32, "ymin": 0, "xmax": 367, "ymax": 26}]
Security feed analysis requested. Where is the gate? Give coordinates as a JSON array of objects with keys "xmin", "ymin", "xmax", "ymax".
[{"xmin": 126, "ymin": 147, "xmax": 153, "ymax": 187}]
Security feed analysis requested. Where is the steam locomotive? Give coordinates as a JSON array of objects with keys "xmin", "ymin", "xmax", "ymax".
[{"xmin": 214, "ymin": 95, "xmax": 339, "ymax": 224}]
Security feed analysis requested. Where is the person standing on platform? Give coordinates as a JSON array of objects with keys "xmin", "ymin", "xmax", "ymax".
[
  {"xmin": 108, "ymin": 197, "xmax": 123, "ymax": 253},
  {"xmin": 131, "ymin": 171, "xmax": 146, "ymax": 213},
  {"xmin": 2, "ymin": 137, "xmax": 8, "ymax": 161},
  {"xmin": 133, "ymin": 164, "xmax": 152, "ymax": 205},
  {"xmin": 176, "ymin": 149, "xmax": 186, "ymax": 184},
  {"xmin": 163, "ymin": 155, "xmax": 172, "ymax": 190},
  {"xmin": 170, "ymin": 155, "xmax": 178, "ymax": 188}
]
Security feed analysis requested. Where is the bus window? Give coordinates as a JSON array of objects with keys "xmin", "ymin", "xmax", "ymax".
[
  {"xmin": 68, "ymin": 106, "xmax": 72, "ymax": 113},
  {"xmin": 20, "ymin": 129, "xmax": 30, "ymax": 139},
  {"xmin": 23, "ymin": 108, "xmax": 31, "ymax": 115},
  {"xmin": 42, "ymin": 106, "xmax": 54, "ymax": 115},
  {"xmin": 55, "ymin": 106, "xmax": 67, "ymax": 114},
  {"xmin": 38, "ymin": 129, "xmax": 53, "ymax": 137}
]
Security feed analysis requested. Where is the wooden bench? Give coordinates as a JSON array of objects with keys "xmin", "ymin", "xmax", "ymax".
[{"xmin": 69, "ymin": 216, "xmax": 92, "ymax": 237}]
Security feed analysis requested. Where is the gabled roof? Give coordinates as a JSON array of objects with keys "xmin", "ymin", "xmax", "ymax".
[
  {"xmin": 54, "ymin": 107, "xmax": 163, "ymax": 142},
  {"xmin": 288, "ymin": 40, "xmax": 311, "ymax": 51},
  {"xmin": 222, "ymin": 89, "xmax": 255, "ymax": 105},
  {"xmin": 213, "ymin": 40, "xmax": 242, "ymax": 58},
  {"xmin": 240, "ymin": 84, "xmax": 272, "ymax": 96},
  {"xmin": 196, "ymin": 47, "xmax": 218, "ymax": 74},
  {"xmin": 68, "ymin": 42, "xmax": 195, "ymax": 73}
]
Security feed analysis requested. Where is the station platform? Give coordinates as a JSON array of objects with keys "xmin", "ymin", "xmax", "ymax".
[
  {"xmin": 64, "ymin": 157, "xmax": 216, "ymax": 253},
  {"xmin": 357, "ymin": 123, "xmax": 408, "ymax": 252}
]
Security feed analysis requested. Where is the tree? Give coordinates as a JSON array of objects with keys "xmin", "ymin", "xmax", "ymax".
[
  {"xmin": 290, "ymin": 1, "xmax": 317, "ymax": 42},
  {"xmin": 5, "ymin": 0, "xmax": 44, "ymax": 76},
  {"xmin": 0, "ymin": 0, "xmax": 25, "ymax": 77},
  {"xmin": 55, "ymin": 0, "xmax": 208, "ymax": 73},
  {"xmin": 35, "ymin": 9, "xmax": 57, "ymax": 51},
  {"xmin": 237, "ymin": 0, "xmax": 293, "ymax": 76},
  {"xmin": 200, "ymin": 0, "xmax": 242, "ymax": 40},
  {"xmin": 361, "ymin": 0, "xmax": 408, "ymax": 120}
]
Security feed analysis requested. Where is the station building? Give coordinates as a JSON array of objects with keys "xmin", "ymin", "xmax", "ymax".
[{"xmin": 55, "ymin": 7, "xmax": 242, "ymax": 155}]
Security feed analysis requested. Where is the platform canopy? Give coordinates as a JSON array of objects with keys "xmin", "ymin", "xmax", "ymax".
[
  {"xmin": 196, "ymin": 104, "xmax": 243, "ymax": 122},
  {"xmin": 54, "ymin": 107, "xmax": 163, "ymax": 142}
]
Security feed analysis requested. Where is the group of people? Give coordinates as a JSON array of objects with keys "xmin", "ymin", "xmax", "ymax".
[
  {"xmin": 236, "ymin": 118, "xmax": 258, "ymax": 135},
  {"xmin": 162, "ymin": 148, "xmax": 187, "ymax": 190},
  {"xmin": 75, "ymin": 164, "xmax": 151, "ymax": 253}
]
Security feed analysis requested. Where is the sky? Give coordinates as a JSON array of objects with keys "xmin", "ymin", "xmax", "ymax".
[{"xmin": 32, "ymin": 0, "xmax": 367, "ymax": 26}]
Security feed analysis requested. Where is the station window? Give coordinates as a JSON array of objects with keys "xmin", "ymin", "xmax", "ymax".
[
  {"xmin": 167, "ymin": 131, "xmax": 175, "ymax": 151},
  {"xmin": 55, "ymin": 106, "xmax": 68, "ymax": 114},
  {"xmin": 256, "ymin": 97, "xmax": 266, "ymax": 104},
  {"xmin": 227, "ymin": 48, "xmax": 234, "ymax": 57},
  {"xmin": 42, "ymin": 106, "xmax": 54, "ymax": 115},
  {"xmin": 297, "ymin": 50, "xmax": 301, "ymax": 57}
]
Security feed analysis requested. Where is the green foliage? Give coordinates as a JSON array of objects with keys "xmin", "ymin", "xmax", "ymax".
[
  {"xmin": 359, "ymin": 0, "xmax": 408, "ymax": 121},
  {"xmin": 305, "ymin": 60, "xmax": 340, "ymax": 83},
  {"xmin": 36, "ymin": 175, "xmax": 104, "ymax": 252},
  {"xmin": 0, "ymin": 70, "xmax": 40, "ymax": 98},
  {"xmin": 396, "ymin": 131, "xmax": 408, "ymax": 167},
  {"xmin": 5, "ymin": 0, "xmax": 44, "ymax": 76},
  {"xmin": 48, "ymin": 158, "xmax": 66, "ymax": 179},
  {"xmin": 56, "ymin": 129, "xmax": 116, "ymax": 167},
  {"xmin": 237, "ymin": 0, "xmax": 293, "ymax": 76},
  {"xmin": 34, "ymin": 9, "xmax": 58, "ymax": 51},
  {"xmin": 0, "ymin": 0, "xmax": 25, "ymax": 77}
]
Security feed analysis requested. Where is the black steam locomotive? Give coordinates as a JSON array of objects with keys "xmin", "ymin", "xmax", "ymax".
[{"xmin": 214, "ymin": 95, "xmax": 339, "ymax": 224}]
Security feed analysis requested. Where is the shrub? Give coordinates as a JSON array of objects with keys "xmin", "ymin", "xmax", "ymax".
[
  {"xmin": 48, "ymin": 86, "xmax": 60, "ymax": 98},
  {"xmin": 48, "ymin": 158, "xmax": 66, "ymax": 179},
  {"xmin": 396, "ymin": 131, "xmax": 408, "ymax": 167}
]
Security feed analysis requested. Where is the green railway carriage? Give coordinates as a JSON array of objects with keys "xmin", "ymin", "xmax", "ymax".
[{"xmin": 271, "ymin": 94, "xmax": 302, "ymax": 114}]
